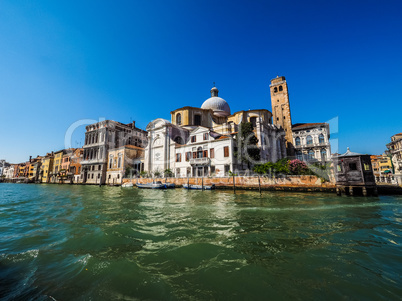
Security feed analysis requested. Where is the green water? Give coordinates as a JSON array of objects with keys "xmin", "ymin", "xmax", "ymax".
[{"xmin": 0, "ymin": 183, "xmax": 401, "ymax": 300}]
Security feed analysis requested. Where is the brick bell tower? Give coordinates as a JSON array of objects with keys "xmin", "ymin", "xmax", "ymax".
[{"xmin": 270, "ymin": 76, "xmax": 294, "ymax": 156}]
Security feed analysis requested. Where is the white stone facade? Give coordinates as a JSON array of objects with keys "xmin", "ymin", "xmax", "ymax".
[{"xmin": 292, "ymin": 123, "xmax": 331, "ymax": 163}]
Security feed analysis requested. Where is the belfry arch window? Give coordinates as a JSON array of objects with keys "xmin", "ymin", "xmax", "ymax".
[
  {"xmin": 176, "ymin": 113, "xmax": 182, "ymax": 125},
  {"xmin": 279, "ymin": 85, "xmax": 283, "ymax": 91},
  {"xmin": 295, "ymin": 137, "xmax": 301, "ymax": 146},
  {"xmin": 319, "ymin": 134, "xmax": 325, "ymax": 144},
  {"xmin": 194, "ymin": 114, "xmax": 201, "ymax": 126},
  {"xmin": 306, "ymin": 135, "xmax": 313, "ymax": 145},
  {"xmin": 274, "ymin": 87, "xmax": 278, "ymax": 93}
]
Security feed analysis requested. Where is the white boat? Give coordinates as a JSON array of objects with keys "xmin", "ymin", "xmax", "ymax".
[
  {"xmin": 183, "ymin": 184, "xmax": 215, "ymax": 190},
  {"xmin": 121, "ymin": 182, "xmax": 133, "ymax": 188},
  {"xmin": 136, "ymin": 181, "xmax": 167, "ymax": 189}
]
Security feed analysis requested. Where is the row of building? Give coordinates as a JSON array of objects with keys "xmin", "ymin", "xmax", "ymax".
[{"xmin": 1, "ymin": 76, "xmax": 401, "ymax": 185}]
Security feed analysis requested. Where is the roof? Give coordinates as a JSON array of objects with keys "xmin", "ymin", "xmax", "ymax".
[
  {"xmin": 335, "ymin": 147, "xmax": 365, "ymax": 158},
  {"xmin": 292, "ymin": 123, "xmax": 327, "ymax": 130}
]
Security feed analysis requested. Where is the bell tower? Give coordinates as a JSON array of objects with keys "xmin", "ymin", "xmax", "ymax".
[{"xmin": 270, "ymin": 76, "xmax": 294, "ymax": 156}]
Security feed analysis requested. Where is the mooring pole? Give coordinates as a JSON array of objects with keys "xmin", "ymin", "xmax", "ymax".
[
  {"xmin": 233, "ymin": 174, "xmax": 235, "ymax": 194},
  {"xmin": 187, "ymin": 176, "xmax": 189, "ymax": 188},
  {"xmin": 202, "ymin": 177, "xmax": 204, "ymax": 190},
  {"xmin": 258, "ymin": 175, "xmax": 261, "ymax": 195}
]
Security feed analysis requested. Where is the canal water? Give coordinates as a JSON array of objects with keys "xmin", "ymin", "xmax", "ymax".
[{"xmin": 0, "ymin": 183, "xmax": 401, "ymax": 300}]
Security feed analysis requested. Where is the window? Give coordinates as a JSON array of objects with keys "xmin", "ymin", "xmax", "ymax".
[
  {"xmin": 91, "ymin": 173, "xmax": 94, "ymax": 179},
  {"xmin": 306, "ymin": 135, "xmax": 313, "ymax": 145},
  {"xmin": 279, "ymin": 85, "xmax": 283, "ymax": 91},
  {"xmin": 274, "ymin": 87, "xmax": 278, "ymax": 93},
  {"xmin": 250, "ymin": 117, "xmax": 257, "ymax": 128},
  {"xmin": 176, "ymin": 113, "xmax": 182, "ymax": 125},
  {"xmin": 295, "ymin": 137, "xmax": 301, "ymax": 146},
  {"xmin": 320, "ymin": 149, "xmax": 327, "ymax": 161},
  {"xmin": 194, "ymin": 114, "xmax": 201, "ymax": 126},
  {"xmin": 210, "ymin": 148, "xmax": 215, "ymax": 158},
  {"xmin": 109, "ymin": 158, "xmax": 112, "ymax": 169},
  {"xmin": 203, "ymin": 133, "xmax": 209, "ymax": 140},
  {"xmin": 337, "ymin": 164, "xmax": 343, "ymax": 172},
  {"xmin": 174, "ymin": 136, "xmax": 183, "ymax": 144},
  {"xmin": 176, "ymin": 153, "xmax": 182, "ymax": 162},
  {"xmin": 364, "ymin": 164, "xmax": 371, "ymax": 171},
  {"xmin": 117, "ymin": 174, "xmax": 120, "ymax": 179},
  {"xmin": 197, "ymin": 147, "xmax": 203, "ymax": 158},
  {"xmin": 186, "ymin": 152, "xmax": 191, "ymax": 161},
  {"xmin": 224, "ymin": 146, "xmax": 229, "ymax": 157},
  {"xmin": 118, "ymin": 157, "xmax": 122, "ymax": 168},
  {"xmin": 307, "ymin": 150, "xmax": 315, "ymax": 160},
  {"xmin": 98, "ymin": 173, "xmax": 100, "ymax": 178},
  {"xmin": 203, "ymin": 150, "xmax": 208, "ymax": 157},
  {"xmin": 191, "ymin": 136, "xmax": 196, "ymax": 143},
  {"xmin": 319, "ymin": 134, "xmax": 325, "ymax": 144},
  {"xmin": 210, "ymin": 166, "xmax": 215, "ymax": 174},
  {"xmin": 349, "ymin": 163, "xmax": 357, "ymax": 170},
  {"xmin": 296, "ymin": 151, "xmax": 303, "ymax": 161}
]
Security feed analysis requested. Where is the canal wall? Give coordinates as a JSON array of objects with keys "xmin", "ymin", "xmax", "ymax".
[{"xmin": 123, "ymin": 175, "xmax": 336, "ymax": 193}]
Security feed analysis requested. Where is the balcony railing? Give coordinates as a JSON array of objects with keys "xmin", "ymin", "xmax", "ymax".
[
  {"xmin": 81, "ymin": 158, "xmax": 107, "ymax": 165},
  {"xmin": 294, "ymin": 142, "xmax": 329, "ymax": 149},
  {"xmin": 190, "ymin": 157, "xmax": 210, "ymax": 165}
]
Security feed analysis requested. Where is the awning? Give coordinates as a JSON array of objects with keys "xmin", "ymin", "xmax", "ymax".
[{"xmin": 383, "ymin": 170, "xmax": 392, "ymax": 174}]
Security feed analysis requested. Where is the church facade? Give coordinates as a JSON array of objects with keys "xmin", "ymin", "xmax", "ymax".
[{"xmin": 144, "ymin": 86, "xmax": 286, "ymax": 177}]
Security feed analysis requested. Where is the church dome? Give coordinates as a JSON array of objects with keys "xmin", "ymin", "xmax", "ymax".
[{"xmin": 201, "ymin": 86, "xmax": 231, "ymax": 116}]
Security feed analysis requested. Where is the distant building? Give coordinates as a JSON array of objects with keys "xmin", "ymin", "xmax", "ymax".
[
  {"xmin": 81, "ymin": 120, "xmax": 147, "ymax": 184},
  {"xmin": 3, "ymin": 164, "xmax": 17, "ymax": 179},
  {"xmin": 69, "ymin": 148, "xmax": 83, "ymax": 183},
  {"xmin": 0, "ymin": 160, "xmax": 9, "ymax": 177},
  {"xmin": 370, "ymin": 154, "xmax": 394, "ymax": 184},
  {"xmin": 40, "ymin": 153, "xmax": 54, "ymax": 183},
  {"xmin": 386, "ymin": 132, "xmax": 402, "ymax": 185},
  {"xmin": 106, "ymin": 145, "xmax": 144, "ymax": 184},
  {"xmin": 292, "ymin": 123, "xmax": 331, "ymax": 163}
]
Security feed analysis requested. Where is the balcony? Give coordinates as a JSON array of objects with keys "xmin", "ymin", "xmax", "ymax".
[
  {"xmin": 81, "ymin": 158, "xmax": 107, "ymax": 165},
  {"xmin": 294, "ymin": 142, "xmax": 329, "ymax": 149},
  {"xmin": 190, "ymin": 157, "xmax": 210, "ymax": 165}
]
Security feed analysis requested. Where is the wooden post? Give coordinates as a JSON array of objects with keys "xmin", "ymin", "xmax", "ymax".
[
  {"xmin": 362, "ymin": 187, "xmax": 367, "ymax": 197},
  {"xmin": 258, "ymin": 175, "xmax": 261, "ymax": 195},
  {"xmin": 336, "ymin": 187, "xmax": 341, "ymax": 196},
  {"xmin": 187, "ymin": 176, "xmax": 189, "ymax": 189},
  {"xmin": 349, "ymin": 186, "xmax": 354, "ymax": 196},
  {"xmin": 202, "ymin": 177, "xmax": 204, "ymax": 190},
  {"xmin": 233, "ymin": 175, "xmax": 235, "ymax": 194}
]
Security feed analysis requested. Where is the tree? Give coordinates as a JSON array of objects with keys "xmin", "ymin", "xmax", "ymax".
[
  {"xmin": 164, "ymin": 168, "xmax": 173, "ymax": 177},
  {"xmin": 234, "ymin": 122, "xmax": 260, "ymax": 169}
]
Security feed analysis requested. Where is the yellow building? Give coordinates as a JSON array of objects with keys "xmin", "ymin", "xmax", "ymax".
[
  {"xmin": 106, "ymin": 145, "xmax": 144, "ymax": 184},
  {"xmin": 370, "ymin": 154, "xmax": 393, "ymax": 183},
  {"xmin": 41, "ymin": 154, "xmax": 54, "ymax": 183}
]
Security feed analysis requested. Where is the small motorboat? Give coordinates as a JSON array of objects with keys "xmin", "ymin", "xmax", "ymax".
[
  {"xmin": 183, "ymin": 184, "xmax": 215, "ymax": 190},
  {"xmin": 136, "ymin": 181, "xmax": 167, "ymax": 189},
  {"xmin": 121, "ymin": 182, "xmax": 133, "ymax": 188},
  {"xmin": 165, "ymin": 182, "xmax": 175, "ymax": 189}
]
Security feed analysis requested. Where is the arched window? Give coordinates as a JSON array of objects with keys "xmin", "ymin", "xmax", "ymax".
[
  {"xmin": 306, "ymin": 135, "xmax": 313, "ymax": 145},
  {"xmin": 320, "ymin": 149, "xmax": 327, "ymax": 161},
  {"xmin": 174, "ymin": 136, "xmax": 183, "ymax": 144},
  {"xmin": 274, "ymin": 87, "xmax": 278, "ymax": 93},
  {"xmin": 109, "ymin": 157, "xmax": 113, "ymax": 169},
  {"xmin": 176, "ymin": 113, "xmax": 182, "ymax": 125},
  {"xmin": 319, "ymin": 134, "xmax": 325, "ymax": 144},
  {"xmin": 295, "ymin": 137, "xmax": 301, "ymax": 146},
  {"xmin": 118, "ymin": 156, "xmax": 122, "ymax": 168},
  {"xmin": 308, "ymin": 150, "xmax": 315, "ymax": 160},
  {"xmin": 296, "ymin": 151, "xmax": 303, "ymax": 161},
  {"xmin": 279, "ymin": 86, "xmax": 283, "ymax": 91},
  {"xmin": 197, "ymin": 147, "xmax": 203, "ymax": 158}
]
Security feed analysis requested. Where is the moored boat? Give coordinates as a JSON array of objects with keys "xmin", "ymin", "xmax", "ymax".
[
  {"xmin": 136, "ymin": 181, "xmax": 167, "ymax": 189},
  {"xmin": 183, "ymin": 184, "xmax": 215, "ymax": 190},
  {"xmin": 121, "ymin": 182, "xmax": 133, "ymax": 188}
]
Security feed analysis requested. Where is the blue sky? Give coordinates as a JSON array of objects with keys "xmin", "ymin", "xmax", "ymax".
[{"xmin": 1, "ymin": 0, "xmax": 401, "ymax": 163}]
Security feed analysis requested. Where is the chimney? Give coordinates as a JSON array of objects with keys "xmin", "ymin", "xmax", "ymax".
[
  {"xmin": 29, "ymin": 156, "xmax": 32, "ymax": 163},
  {"xmin": 132, "ymin": 121, "xmax": 136, "ymax": 129}
]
